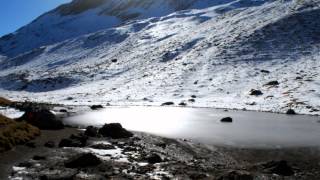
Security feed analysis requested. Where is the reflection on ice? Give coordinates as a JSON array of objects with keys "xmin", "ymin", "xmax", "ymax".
[{"xmin": 65, "ymin": 107, "xmax": 320, "ymax": 148}]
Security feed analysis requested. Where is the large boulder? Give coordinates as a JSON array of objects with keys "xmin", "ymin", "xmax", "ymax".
[
  {"xmin": 18, "ymin": 109, "xmax": 64, "ymax": 130},
  {"xmin": 98, "ymin": 123, "xmax": 133, "ymax": 139},
  {"xmin": 65, "ymin": 153, "xmax": 101, "ymax": 168}
]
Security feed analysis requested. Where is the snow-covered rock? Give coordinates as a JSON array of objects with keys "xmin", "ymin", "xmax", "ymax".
[{"xmin": 0, "ymin": 0, "xmax": 319, "ymax": 115}]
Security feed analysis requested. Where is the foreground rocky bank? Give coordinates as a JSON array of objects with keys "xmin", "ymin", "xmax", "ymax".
[{"xmin": 0, "ymin": 99, "xmax": 320, "ymax": 179}]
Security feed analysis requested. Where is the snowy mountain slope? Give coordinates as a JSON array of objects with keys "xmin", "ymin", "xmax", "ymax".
[
  {"xmin": 0, "ymin": 0, "xmax": 241, "ymax": 58},
  {"xmin": 0, "ymin": 0, "xmax": 320, "ymax": 115}
]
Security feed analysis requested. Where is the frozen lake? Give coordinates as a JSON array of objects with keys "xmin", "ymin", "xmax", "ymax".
[{"xmin": 64, "ymin": 107, "xmax": 320, "ymax": 148}]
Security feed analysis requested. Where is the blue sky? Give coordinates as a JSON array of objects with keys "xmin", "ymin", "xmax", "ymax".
[{"xmin": 0, "ymin": 0, "xmax": 71, "ymax": 37}]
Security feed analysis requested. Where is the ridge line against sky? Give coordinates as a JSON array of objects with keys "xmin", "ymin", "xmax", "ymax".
[{"xmin": 0, "ymin": 0, "xmax": 71, "ymax": 37}]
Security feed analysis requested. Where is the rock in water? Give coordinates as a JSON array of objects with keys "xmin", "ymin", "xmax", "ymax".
[
  {"xmin": 161, "ymin": 102, "xmax": 175, "ymax": 106},
  {"xmin": 90, "ymin": 105, "xmax": 104, "ymax": 110},
  {"xmin": 18, "ymin": 109, "xmax": 64, "ymax": 130},
  {"xmin": 99, "ymin": 123, "xmax": 133, "ymax": 139},
  {"xmin": 221, "ymin": 117, "xmax": 233, "ymax": 123},
  {"xmin": 65, "ymin": 153, "xmax": 101, "ymax": 168},
  {"xmin": 286, "ymin": 109, "xmax": 296, "ymax": 115}
]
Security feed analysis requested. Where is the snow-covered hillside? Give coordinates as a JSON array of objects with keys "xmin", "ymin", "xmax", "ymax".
[
  {"xmin": 0, "ymin": 0, "xmax": 320, "ymax": 115},
  {"xmin": 0, "ymin": 0, "xmax": 234, "ymax": 57}
]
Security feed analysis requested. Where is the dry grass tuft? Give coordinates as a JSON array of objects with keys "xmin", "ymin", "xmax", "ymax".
[
  {"xmin": 0, "ymin": 97, "xmax": 13, "ymax": 106},
  {"xmin": 0, "ymin": 114, "xmax": 40, "ymax": 152}
]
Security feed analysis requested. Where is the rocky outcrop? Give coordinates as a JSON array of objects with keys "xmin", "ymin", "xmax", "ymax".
[{"xmin": 17, "ymin": 109, "xmax": 64, "ymax": 130}]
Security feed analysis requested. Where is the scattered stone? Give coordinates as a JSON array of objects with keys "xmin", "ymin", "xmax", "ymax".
[
  {"xmin": 66, "ymin": 97, "xmax": 74, "ymax": 100},
  {"xmin": 17, "ymin": 161, "xmax": 33, "ymax": 168},
  {"xmin": 264, "ymin": 81, "xmax": 280, "ymax": 86},
  {"xmin": 59, "ymin": 134, "xmax": 88, "ymax": 147},
  {"xmin": 145, "ymin": 153, "xmax": 162, "ymax": 164},
  {"xmin": 44, "ymin": 141, "xmax": 55, "ymax": 148},
  {"xmin": 90, "ymin": 105, "xmax": 104, "ymax": 110},
  {"xmin": 99, "ymin": 123, "xmax": 133, "ymax": 139},
  {"xmin": 136, "ymin": 165, "xmax": 156, "ymax": 174},
  {"xmin": 188, "ymin": 99, "xmax": 195, "ymax": 103},
  {"xmin": 17, "ymin": 109, "xmax": 64, "ymax": 130},
  {"xmin": 178, "ymin": 102, "xmax": 187, "ymax": 106},
  {"xmin": 191, "ymin": 95, "xmax": 197, "ymax": 98},
  {"xmin": 111, "ymin": 59, "xmax": 118, "ymax": 63},
  {"xmin": 161, "ymin": 102, "xmax": 174, "ymax": 106},
  {"xmin": 39, "ymin": 169, "xmax": 77, "ymax": 180},
  {"xmin": 263, "ymin": 160, "xmax": 294, "ymax": 176},
  {"xmin": 221, "ymin": 117, "xmax": 233, "ymax": 123},
  {"xmin": 33, "ymin": 155, "xmax": 46, "ymax": 160},
  {"xmin": 59, "ymin": 109, "xmax": 68, "ymax": 113},
  {"xmin": 90, "ymin": 144, "xmax": 116, "ymax": 150},
  {"xmin": 249, "ymin": 89, "xmax": 263, "ymax": 96},
  {"xmin": 25, "ymin": 142, "xmax": 36, "ymax": 148},
  {"xmin": 218, "ymin": 170, "xmax": 253, "ymax": 180},
  {"xmin": 286, "ymin": 109, "xmax": 296, "ymax": 115},
  {"xmin": 296, "ymin": 76, "xmax": 303, "ymax": 80},
  {"xmin": 84, "ymin": 126, "xmax": 99, "ymax": 137},
  {"xmin": 65, "ymin": 153, "xmax": 101, "ymax": 168},
  {"xmin": 260, "ymin": 70, "xmax": 270, "ymax": 74}
]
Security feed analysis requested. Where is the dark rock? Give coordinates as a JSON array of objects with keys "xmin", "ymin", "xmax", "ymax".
[
  {"xmin": 111, "ymin": 59, "xmax": 118, "ymax": 63},
  {"xmin": 90, "ymin": 144, "xmax": 116, "ymax": 150},
  {"xmin": 221, "ymin": 117, "xmax": 233, "ymax": 123},
  {"xmin": 191, "ymin": 95, "xmax": 197, "ymax": 98},
  {"xmin": 99, "ymin": 123, "xmax": 133, "ymax": 139},
  {"xmin": 260, "ymin": 70, "xmax": 270, "ymax": 73},
  {"xmin": 66, "ymin": 97, "xmax": 74, "ymax": 100},
  {"xmin": 84, "ymin": 126, "xmax": 99, "ymax": 137},
  {"xmin": 218, "ymin": 170, "xmax": 253, "ymax": 180},
  {"xmin": 59, "ymin": 134, "xmax": 88, "ymax": 147},
  {"xmin": 286, "ymin": 109, "xmax": 296, "ymax": 115},
  {"xmin": 40, "ymin": 169, "xmax": 77, "ymax": 180},
  {"xmin": 264, "ymin": 81, "xmax": 280, "ymax": 86},
  {"xmin": 178, "ymin": 102, "xmax": 187, "ymax": 106},
  {"xmin": 161, "ymin": 102, "xmax": 174, "ymax": 106},
  {"xmin": 136, "ymin": 165, "xmax": 156, "ymax": 174},
  {"xmin": 25, "ymin": 142, "xmax": 36, "ymax": 148},
  {"xmin": 17, "ymin": 161, "xmax": 33, "ymax": 168},
  {"xmin": 249, "ymin": 89, "xmax": 263, "ymax": 96},
  {"xmin": 155, "ymin": 142, "xmax": 167, "ymax": 149},
  {"xmin": 44, "ymin": 141, "xmax": 55, "ymax": 148},
  {"xmin": 17, "ymin": 109, "xmax": 64, "ymax": 130},
  {"xmin": 296, "ymin": 76, "xmax": 303, "ymax": 80},
  {"xmin": 188, "ymin": 99, "xmax": 195, "ymax": 103},
  {"xmin": 65, "ymin": 153, "xmax": 101, "ymax": 168},
  {"xmin": 59, "ymin": 109, "xmax": 68, "ymax": 113},
  {"xmin": 263, "ymin": 160, "xmax": 294, "ymax": 176},
  {"xmin": 90, "ymin": 105, "xmax": 104, "ymax": 110},
  {"xmin": 146, "ymin": 153, "xmax": 162, "ymax": 164},
  {"xmin": 33, "ymin": 155, "xmax": 46, "ymax": 160}
]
